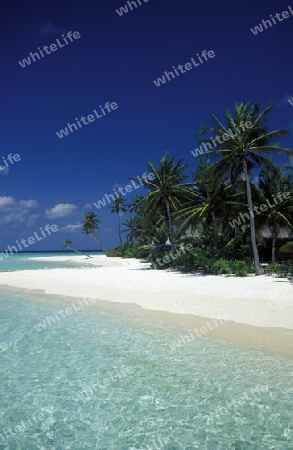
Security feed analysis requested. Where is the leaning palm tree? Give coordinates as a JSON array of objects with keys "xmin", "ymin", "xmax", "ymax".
[
  {"xmin": 81, "ymin": 212, "xmax": 107, "ymax": 254},
  {"xmin": 134, "ymin": 153, "xmax": 192, "ymax": 243},
  {"xmin": 62, "ymin": 239, "xmax": 92, "ymax": 258},
  {"xmin": 110, "ymin": 196, "xmax": 128, "ymax": 244},
  {"xmin": 197, "ymin": 102, "xmax": 291, "ymax": 274}
]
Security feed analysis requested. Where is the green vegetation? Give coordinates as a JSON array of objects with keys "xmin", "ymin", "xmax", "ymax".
[
  {"xmin": 265, "ymin": 262, "xmax": 293, "ymax": 279},
  {"xmin": 106, "ymin": 242, "xmax": 151, "ymax": 259},
  {"xmin": 197, "ymin": 102, "xmax": 290, "ymax": 274},
  {"xmin": 81, "ymin": 102, "xmax": 293, "ymax": 276}
]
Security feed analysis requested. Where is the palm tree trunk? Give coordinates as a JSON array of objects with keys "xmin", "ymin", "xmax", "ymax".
[
  {"xmin": 211, "ymin": 210, "xmax": 219, "ymax": 249},
  {"xmin": 271, "ymin": 215, "xmax": 277, "ymax": 264},
  {"xmin": 243, "ymin": 157, "xmax": 264, "ymax": 275},
  {"xmin": 90, "ymin": 234, "xmax": 108, "ymax": 255},
  {"xmin": 118, "ymin": 213, "xmax": 122, "ymax": 244},
  {"xmin": 165, "ymin": 199, "xmax": 173, "ymax": 243},
  {"xmin": 68, "ymin": 246, "xmax": 92, "ymax": 258}
]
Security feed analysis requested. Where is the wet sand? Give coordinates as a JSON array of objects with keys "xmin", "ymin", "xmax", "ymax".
[{"xmin": 0, "ymin": 255, "xmax": 292, "ymax": 356}]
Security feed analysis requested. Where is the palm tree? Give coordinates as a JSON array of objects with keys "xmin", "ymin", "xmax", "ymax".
[
  {"xmin": 197, "ymin": 102, "xmax": 291, "ymax": 274},
  {"xmin": 81, "ymin": 212, "xmax": 107, "ymax": 254},
  {"xmin": 110, "ymin": 196, "xmax": 128, "ymax": 244},
  {"xmin": 134, "ymin": 153, "xmax": 192, "ymax": 243},
  {"xmin": 62, "ymin": 239, "xmax": 92, "ymax": 258},
  {"xmin": 122, "ymin": 216, "xmax": 142, "ymax": 242},
  {"xmin": 257, "ymin": 164, "xmax": 293, "ymax": 262},
  {"xmin": 128, "ymin": 194, "xmax": 145, "ymax": 215},
  {"xmin": 175, "ymin": 161, "xmax": 238, "ymax": 248}
]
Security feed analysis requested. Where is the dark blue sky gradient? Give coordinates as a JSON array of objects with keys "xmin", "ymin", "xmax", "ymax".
[{"xmin": 1, "ymin": 0, "xmax": 293, "ymax": 250}]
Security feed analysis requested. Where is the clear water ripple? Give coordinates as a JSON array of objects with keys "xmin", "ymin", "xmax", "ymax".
[{"xmin": 0, "ymin": 291, "xmax": 292, "ymax": 449}]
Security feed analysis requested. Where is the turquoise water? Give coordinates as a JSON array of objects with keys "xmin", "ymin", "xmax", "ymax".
[
  {"xmin": 0, "ymin": 252, "xmax": 103, "ymax": 271},
  {"xmin": 0, "ymin": 289, "xmax": 292, "ymax": 449}
]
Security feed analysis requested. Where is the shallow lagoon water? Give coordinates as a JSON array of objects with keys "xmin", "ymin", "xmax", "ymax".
[
  {"xmin": 0, "ymin": 288, "xmax": 292, "ymax": 450},
  {"xmin": 0, "ymin": 252, "xmax": 102, "ymax": 271}
]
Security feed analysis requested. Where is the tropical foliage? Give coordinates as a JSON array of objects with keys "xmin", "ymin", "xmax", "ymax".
[
  {"xmin": 132, "ymin": 153, "xmax": 193, "ymax": 243},
  {"xmin": 197, "ymin": 102, "xmax": 291, "ymax": 274},
  {"xmin": 83, "ymin": 102, "xmax": 293, "ymax": 276}
]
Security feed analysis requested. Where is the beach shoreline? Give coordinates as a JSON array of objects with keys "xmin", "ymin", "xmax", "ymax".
[{"xmin": 0, "ymin": 254, "xmax": 292, "ymax": 356}]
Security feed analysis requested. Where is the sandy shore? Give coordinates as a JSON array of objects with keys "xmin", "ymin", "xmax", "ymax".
[{"xmin": 0, "ymin": 255, "xmax": 292, "ymax": 355}]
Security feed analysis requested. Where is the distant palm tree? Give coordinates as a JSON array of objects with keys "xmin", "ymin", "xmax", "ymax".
[
  {"xmin": 134, "ymin": 153, "xmax": 192, "ymax": 243},
  {"xmin": 62, "ymin": 239, "xmax": 92, "ymax": 258},
  {"xmin": 198, "ymin": 102, "xmax": 291, "ymax": 274},
  {"xmin": 122, "ymin": 216, "xmax": 141, "ymax": 242},
  {"xmin": 81, "ymin": 212, "xmax": 107, "ymax": 254},
  {"xmin": 110, "ymin": 196, "xmax": 128, "ymax": 244},
  {"xmin": 128, "ymin": 194, "xmax": 145, "ymax": 215}
]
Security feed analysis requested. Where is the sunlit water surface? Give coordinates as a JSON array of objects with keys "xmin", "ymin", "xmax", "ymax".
[{"xmin": 0, "ymin": 289, "xmax": 292, "ymax": 450}]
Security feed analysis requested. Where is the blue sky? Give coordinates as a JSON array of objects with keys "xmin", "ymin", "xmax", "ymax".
[{"xmin": 1, "ymin": 0, "xmax": 293, "ymax": 250}]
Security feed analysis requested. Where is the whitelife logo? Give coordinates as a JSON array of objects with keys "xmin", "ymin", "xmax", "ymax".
[
  {"xmin": 228, "ymin": 191, "xmax": 291, "ymax": 228},
  {"xmin": 0, "ymin": 342, "xmax": 8, "ymax": 352},
  {"xmin": 250, "ymin": 5, "xmax": 293, "ymax": 35},
  {"xmin": 169, "ymin": 316, "xmax": 230, "ymax": 351},
  {"xmin": 93, "ymin": 171, "xmax": 154, "ymax": 209},
  {"xmin": 0, "ymin": 224, "xmax": 58, "ymax": 261},
  {"xmin": 0, "ymin": 153, "xmax": 21, "ymax": 172},
  {"xmin": 56, "ymin": 102, "xmax": 118, "ymax": 139},
  {"xmin": 116, "ymin": 0, "xmax": 149, "ymax": 16},
  {"xmin": 0, "ymin": 408, "xmax": 54, "ymax": 443},
  {"xmin": 34, "ymin": 298, "xmax": 96, "ymax": 331},
  {"xmin": 152, "ymin": 244, "xmax": 193, "ymax": 269},
  {"xmin": 18, "ymin": 31, "xmax": 81, "ymax": 68},
  {"xmin": 153, "ymin": 50, "xmax": 215, "ymax": 87},
  {"xmin": 191, "ymin": 121, "xmax": 253, "ymax": 157}
]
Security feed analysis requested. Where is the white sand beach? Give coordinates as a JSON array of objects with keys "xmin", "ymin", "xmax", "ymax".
[{"xmin": 1, "ymin": 255, "xmax": 292, "ymax": 354}]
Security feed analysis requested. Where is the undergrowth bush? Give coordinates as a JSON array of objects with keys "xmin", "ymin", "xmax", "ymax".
[
  {"xmin": 107, "ymin": 241, "xmax": 264, "ymax": 277},
  {"xmin": 106, "ymin": 242, "xmax": 151, "ymax": 259},
  {"xmin": 265, "ymin": 262, "xmax": 293, "ymax": 279},
  {"xmin": 210, "ymin": 259, "xmax": 252, "ymax": 276},
  {"xmin": 167, "ymin": 250, "xmax": 252, "ymax": 276}
]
